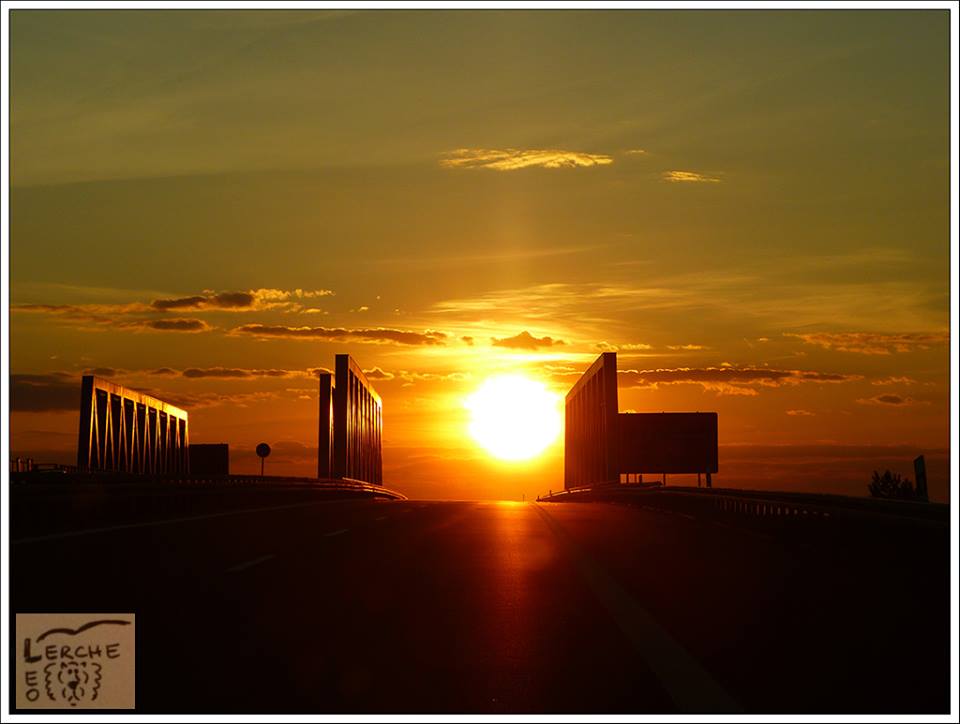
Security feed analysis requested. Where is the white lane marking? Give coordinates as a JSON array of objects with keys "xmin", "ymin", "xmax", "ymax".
[
  {"xmin": 324, "ymin": 528, "xmax": 348, "ymax": 537},
  {"xmin": 533, "ymin": 503, "xmax": 741, "ymax": 713},
  {"xmin": 12, "ymin": 499, "xmax": 343, "ymax": 546},
  {"xmin": 226, "ymin": 554, "xmax": 275, "ymax": 573}
]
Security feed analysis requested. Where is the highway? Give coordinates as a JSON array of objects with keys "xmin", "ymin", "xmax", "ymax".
[{"xmin": 11, "ymin": 497, "xmax": 949, "ymax": 713}]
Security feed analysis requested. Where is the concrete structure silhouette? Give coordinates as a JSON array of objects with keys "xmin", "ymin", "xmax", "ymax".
[
  {"xmin": 77, "ymin": 376, "xmax": 189, "ymax": 474},
  {"xmin": 318, "ymin": 354, "xmax": 383, "ymax": 485},
  {"xmin": 189, "ymin": 443, "xmax": 229, "ymax": 476},
  {"xmin": 564, "ymin": 353, "xmax": 717, "ymax": 489}
]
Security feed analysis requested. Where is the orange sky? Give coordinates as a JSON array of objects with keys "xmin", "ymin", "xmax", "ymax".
[{"xmin": 8, "ymin": 10, "xmax": 952, "ymax": 501}]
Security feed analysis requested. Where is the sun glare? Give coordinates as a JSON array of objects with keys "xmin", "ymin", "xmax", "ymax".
[{"xmin": 465, "ymin": 375, "xmax": 562, "ymax": 461}]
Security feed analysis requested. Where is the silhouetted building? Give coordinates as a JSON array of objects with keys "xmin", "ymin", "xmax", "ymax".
[
  {"xmin": 564, "ymin": 353, "xmax": 718, "ymax": 489},
  {"xmin": 77, "ymin": 376, "xmax": 189, "ymax": 474},
  {"xmin": 318, "ymin": 354, "xmax": 383, "ymax": 484},
  {"xmin": 189, "ymin": 443, "xmax": 230, "ymax": 476}
]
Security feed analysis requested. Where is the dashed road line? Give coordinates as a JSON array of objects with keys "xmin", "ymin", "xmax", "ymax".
[
  {"xmin": 533, "ymin": 503, "xmax": 741, "ymax": 713},
  {"xmin": 226, "ymin": 554, "xmax": 275, "ymax": 573}
]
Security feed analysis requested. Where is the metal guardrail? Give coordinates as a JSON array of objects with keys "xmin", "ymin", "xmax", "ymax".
[
  {"xmin": 538, "ymin": 483, "xmax": 947, "ymax": 526},
  {"xmin": 9, "ymin": 472, "xmax": 407, "ymax": 500}
]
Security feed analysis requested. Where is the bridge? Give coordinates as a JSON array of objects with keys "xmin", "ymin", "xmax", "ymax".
[
  {"xmin": 10, "ymin": 478, "xmax": 948, "ymax": 713},
  {"xmin": 9, "ymin": 353, "xmax": 950, "ymax": 713}
]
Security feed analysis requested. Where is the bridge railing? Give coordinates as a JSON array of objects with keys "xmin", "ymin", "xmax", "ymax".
[
  {"xmin": 538, "ymin": 484, "xmax": 947, "ymax": 528},
  {"xmin": 10, "ymin": 474, "xmax": 407, "ymax": 541},
  {"xmin": 9, "ymin": 471, "xmax": 405, "ymax": 498}
]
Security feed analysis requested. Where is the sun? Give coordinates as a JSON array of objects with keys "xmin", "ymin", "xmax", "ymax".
[{"xmin": 465, "ymin": 375, "xmax": 562, "ymax": 461}]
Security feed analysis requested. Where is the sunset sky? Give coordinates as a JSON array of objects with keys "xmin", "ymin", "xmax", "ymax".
[{"xmin": 8, "ymin": 10, "xmax": 951, "ymax": 501}]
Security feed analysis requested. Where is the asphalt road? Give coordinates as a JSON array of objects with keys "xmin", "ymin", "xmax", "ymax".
[{"xmin": 11, "ymin": 498, "xmax": 949, "ymax": 713}]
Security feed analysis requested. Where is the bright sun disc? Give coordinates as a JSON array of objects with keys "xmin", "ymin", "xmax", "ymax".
[{"xmin": 465, "ymin": 375, "xmax": 561, "ymax": 461}]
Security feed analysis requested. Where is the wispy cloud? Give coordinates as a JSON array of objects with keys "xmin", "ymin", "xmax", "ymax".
[
  {"xmin": 10, "ymin": 370, "xmax": 281, "ymax": 411},
  {"xmin": 491, "ymin": 330, "xmax": 565, "ymax": 350},
  {"xmin": 135, "ymin": 318, "xmax": 212, "ymax": 333},
  {"xmin": 786, "ymin": 409, "xmax": 816, "ymax": 416},
  {"xmin": 788, "ymin": 331, "xmax": 948, "ymax": 355},
  {"xmin": 616, "ymin": 366, "xmax": 860, "ymax": 396},
  {"xmin": 595, "ymin": 342, "xmax": 654, "ymax": 353},
  {"xmin": 431, "ymin": 270, "xmax": 944, "ymax": 337},
  {"xmin": 152, "ymin": 291, "xmax": 256, "ymax": 311},
  {"xmin": 662, "ymin": 170, "xmax": 721, "ymax": 183},
  {"xmin": 15, "ymin": 288, "xmax": 335, "ymax": 319},
  {"xmin": 14, "ymin": 302, "xmax": 150, "ymax": 317},
  {"xmin": 432, "ymin": 282, "xmax": 703, "ymax": 320},
  {"xmin": 230, "ymin": 324, "xmax": 447, "ymax": 346},
  {"xmin": 856, "ymin": 394, "xmax": 924, "ymax": 407},
  {"xmin": 81, "ymin": 366, "xmax": 325, "ymax": 381},
  {"xmin": 151, "ymin": 288, "xmax": 334, "ymax": 312},
  {"xmin": 181, "ymin": 367, "xmax": 303, "ymax": 379},
  {"xmin": 139, "ymin": 389, "xmax": 280, "ymax": 410},
  {"xmin": 12, "ymin": 305, "xmax": 214, "ymax": 334},
  {"xmin": 440, "ymin": 148, "xmax": 613, "ymax": 171},
  {"xmin": 362, "ymin": 367, "xmax": 395, "ymax": 380}
]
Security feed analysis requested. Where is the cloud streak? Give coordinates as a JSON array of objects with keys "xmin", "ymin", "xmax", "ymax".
[
  {"xmin": 856, "ymin": 394, "xmax": 924, "ymax": 407},
  {"xmin": 181, "ymin": 367, "xmax": 303, "ymax": 379},
  {"xmin": 615, "ymin": 366, "xmax": 860, "ymax": 396},
  {"xmin": 440, "ymin": 148, "xmax": 613, "ymax": 171},
  {"xmin": 491, "ymin": 331, "xmax": 565, "ymax": 350},
  {"xmin": 133, "ymin": 318, "xmax": 212, "ymax": 333},
  {"xmin": 787, "ymin": 331, "xmax": 948, "ymax": 355},
  {"xmin": 662, "ymin": 170, "xmax": 721, "ymax": 183},
  {"xmin": 230, "ymin": 324, "xmax": 448, "ymax": 346},
  {"xmin": 151, "ymin": 288, "xmax": 334, "ymax": 312},
  {"xmin": 11, "ymin": 305, "xmax": 213, "ymax": 334},
  {"xmin": 14, "ymin": 288, "xmax": 335, "ymax": 321}
]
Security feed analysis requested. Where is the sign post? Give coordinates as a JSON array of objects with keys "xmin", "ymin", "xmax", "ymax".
[{"xmin": 256, "ymin": 442, "xmax": 271, "ymax": 478}]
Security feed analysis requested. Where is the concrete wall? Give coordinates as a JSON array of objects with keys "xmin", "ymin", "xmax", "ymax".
[
  {"xmin": 330, "ymin": 355, "xmax": 383, "ymax": 484},
  {"xmin": 564, "ymin": 353, "xmax": 620, "ymax": 488}
]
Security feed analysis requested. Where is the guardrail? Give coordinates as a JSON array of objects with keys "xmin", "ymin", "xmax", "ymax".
[
  {"xmin": 9, "ymin": 471, "xmax": 406, "ymax": 499},
  {"xmin": 538, "ymin": 483, "xmax": 947, "ymax": 527},
  {"xmin": 10, "ymin": 474, "xmax": 406, "ymax": 541}
]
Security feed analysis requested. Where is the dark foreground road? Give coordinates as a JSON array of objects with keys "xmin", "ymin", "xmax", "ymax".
[{"xmin": 11, "ymin": 498, "xmax": 949, "ymax": 713}]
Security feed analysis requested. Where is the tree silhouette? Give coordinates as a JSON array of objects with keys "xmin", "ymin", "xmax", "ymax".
[{"xmin": 868, "ymin": 469, "xmax": 917, "ymax": 500}]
